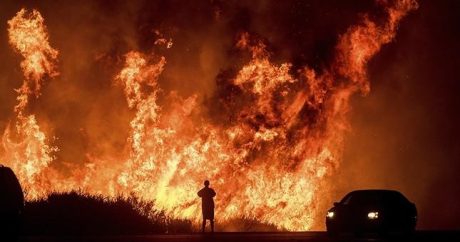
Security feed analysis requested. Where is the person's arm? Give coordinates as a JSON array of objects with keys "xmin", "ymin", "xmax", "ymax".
[
  {"xmin": 211, "ymin": 189, "xmax": 216, "ymax": 197},
  {"xmin": 197, "ymin": 189, "xmax": 203, "ymax": 197}
]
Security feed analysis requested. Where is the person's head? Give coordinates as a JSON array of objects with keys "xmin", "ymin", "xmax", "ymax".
[{"xmin": 204, "ymin": 180, "xmax": 210, "ymax": 187}]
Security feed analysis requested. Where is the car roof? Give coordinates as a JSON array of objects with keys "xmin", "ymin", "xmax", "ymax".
[
  {"xmin": 349, "ymin": 189, "xmax": 401, "ymax": 194},
  {"xmin": 343, "ymin": 189, "xmax": 408, "ymax": 200}
]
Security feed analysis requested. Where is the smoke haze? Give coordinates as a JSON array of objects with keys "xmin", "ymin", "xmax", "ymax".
[{"xmin": 0, "ymin": 0, "xmax": 458, "ymax": 230}]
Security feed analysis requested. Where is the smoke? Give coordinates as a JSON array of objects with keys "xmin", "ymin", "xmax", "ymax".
[
  {"xmin": 0, "ymin": 0, "xmax": 372, "ymax": 166},
  {"xmin": 334, "ymin": 0, "xmax": 460, "ymax": 230},
  {"xmin": 1, "ymin": 0, "xmax": 442, "ymax": 231}
]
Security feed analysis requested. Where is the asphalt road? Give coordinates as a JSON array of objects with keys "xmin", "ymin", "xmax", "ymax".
[{"xmin": 16, "ymin": 231, "xmax": 460, "ymax": 242}]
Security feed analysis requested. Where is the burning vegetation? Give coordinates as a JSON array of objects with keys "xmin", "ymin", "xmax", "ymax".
[{"xmin": 0, "ymin": 0, "xmax": 417, "ymax": 230}]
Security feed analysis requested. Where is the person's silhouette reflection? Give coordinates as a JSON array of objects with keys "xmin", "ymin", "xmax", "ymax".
[{"xmin": 197, "ymin": 180, "xmax": 216, "ymax": 232}]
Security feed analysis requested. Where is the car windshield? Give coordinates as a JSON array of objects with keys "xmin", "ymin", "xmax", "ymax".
[{"xmin": 341, "ymin": 191, "xmax": 385, "ymax": 206}]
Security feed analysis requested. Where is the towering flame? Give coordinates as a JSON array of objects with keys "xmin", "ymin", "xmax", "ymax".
[
  {"xmin": 7, "ymin": 8, "xmax": 59, "ymax": 111},
  {"xmin": 0, "ymin": 1, "xmax": 417, "ymax": 230},
  {"xmin": 2, "ymin": 8, "xmax": 59, "ymax": 199}
]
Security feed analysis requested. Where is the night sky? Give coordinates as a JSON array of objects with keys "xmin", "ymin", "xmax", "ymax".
[{"xmin": 1, "ymin": 0, "xmax": 459, "ymax": 230}]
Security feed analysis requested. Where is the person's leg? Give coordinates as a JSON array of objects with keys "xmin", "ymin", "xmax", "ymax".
[
  {"xmin": 210, "ymin": 219, "xmax": 214, "ymax": 232},
  {"xmin": 202, "ymin": 219, "xmax": 206, "ymax": 233}
]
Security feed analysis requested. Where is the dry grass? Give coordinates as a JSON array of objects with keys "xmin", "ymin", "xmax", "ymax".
[{"xmin": 22, "ymin": 191, "xmax": 192, "ymax": 235}]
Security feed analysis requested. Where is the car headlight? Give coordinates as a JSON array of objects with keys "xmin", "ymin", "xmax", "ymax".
[
  {"xmin": 326, "ymin": 211, "xmax": 334, "ymax": 219},
  {"xmin": 367, "ymin": 211, "xmax": 379, "ymax": 219}
]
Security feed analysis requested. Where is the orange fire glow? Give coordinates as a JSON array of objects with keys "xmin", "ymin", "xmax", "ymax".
[
  {"xmin": 2, "ymin": 8, "xmax": 59, "ymax": 199},
  {"xmin": 0, "ymin": 1, "xmax": 417, "ymax": 230}
]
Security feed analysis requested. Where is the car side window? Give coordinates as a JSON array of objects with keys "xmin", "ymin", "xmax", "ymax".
[
  {"xmin": 387, "ymin": 192, "xmax": 407, "ymax": 206},
  {"xmin": 341, "ymin": 194, "xmax": 353, "ymax": 205}
]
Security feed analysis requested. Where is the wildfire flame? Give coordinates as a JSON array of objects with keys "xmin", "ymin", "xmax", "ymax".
[
  {"xmin": 7, "ymin": 9, "xmax": 59, "ymax": 111},
  {"xmin": 2, "ymin": 8, "xmax": 59, "ymax": 199},
  {"xmin": 0, "ymin": 1, "xmax": 417, "ymax": 230}
]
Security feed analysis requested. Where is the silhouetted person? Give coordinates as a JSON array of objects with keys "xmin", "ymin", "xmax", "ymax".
[
  {"xmin": 197, "ymin": 180, "xmax": 216, "ymax": 232},
  {"xmin": 0, "ymin": 165, "xmax": 24, "ymax": 237}
]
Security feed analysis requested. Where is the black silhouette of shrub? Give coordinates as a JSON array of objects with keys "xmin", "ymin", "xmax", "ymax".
[{"xmin": 22, "ymin": 191, "xmax": 192, "ymax": 235}]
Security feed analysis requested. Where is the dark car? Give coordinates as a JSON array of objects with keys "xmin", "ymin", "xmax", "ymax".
[
  {"xmin": 326, "ymin": 189, "xmax": 417, "ymax": 237},
  {"xmin": 0, "ymin": 165, "xmax": 24, "ymax": 235}
]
